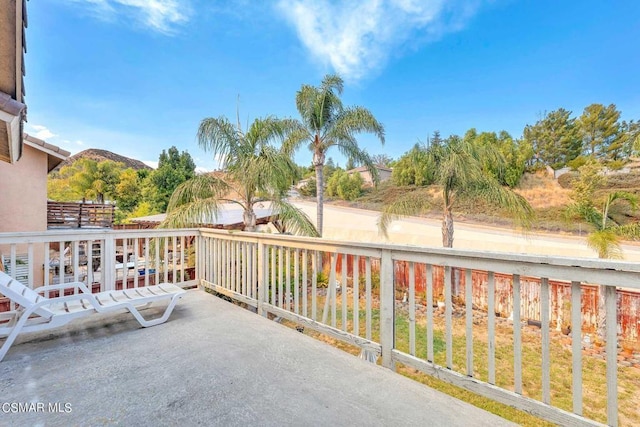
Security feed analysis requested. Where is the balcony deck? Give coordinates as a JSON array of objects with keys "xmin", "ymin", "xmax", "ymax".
[{"xmin": 0, "ymin": 289, "xmax": 514, "ymax": 426}]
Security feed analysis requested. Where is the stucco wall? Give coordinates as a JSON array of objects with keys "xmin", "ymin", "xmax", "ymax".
[
  {"xmin": 0, "ymin": 143, "xmax": 47, "ymax": 283},
  {"xmin": 351, "ymin": 168, "xmax": 392, "ymax": 186},
  {"xmin": 0, "ymin": 143, "xmax": 47, "ymax": 232}
]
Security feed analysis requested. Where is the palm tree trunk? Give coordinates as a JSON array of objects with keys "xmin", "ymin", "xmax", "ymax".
[
  {"xmin": 313, "ymin": 149, "xmax": 326, "ymax": 237},
  {"xmin": 243, "ymin": 207, "xmax": 257, "ymax": 232},
  {"xmin": 442, "ymin": 203, "xmax": 459, "ymax": 296},
  {"xmin": 442, "ymin": 206, "xmax": 454, "ymax": 248}
]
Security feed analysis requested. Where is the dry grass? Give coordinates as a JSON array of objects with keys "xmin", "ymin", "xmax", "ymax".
[{"xmin": 514, "ymin": 171, "xmax": 572, "ymax": 209}]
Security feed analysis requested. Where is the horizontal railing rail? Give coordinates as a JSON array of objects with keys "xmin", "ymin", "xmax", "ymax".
[{"xmin": 0, "ymin": 229, "xmax": 199, "ymax": 310}]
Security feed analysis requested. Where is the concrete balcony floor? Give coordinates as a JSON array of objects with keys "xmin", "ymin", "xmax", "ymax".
[{"xmin": 1, "ymin": 290, "xmax": 515, "ymax": 426}]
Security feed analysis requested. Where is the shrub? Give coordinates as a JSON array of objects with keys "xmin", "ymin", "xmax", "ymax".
[
  {"xmin": 567, "ymin": 156, "xmax": 589, "ymax": 171},
  {"xmin": 557, "ymin": 172, "xmax": 578, "ymax": 189},
  {"xmin": 298, "ymin": 178, "xmax": 316, "ymax": 197},
  {"xmin": 326, "ymin": 170, "xmax": 363, "ymax": 201}
]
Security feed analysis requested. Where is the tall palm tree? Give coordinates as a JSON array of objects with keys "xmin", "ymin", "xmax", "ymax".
[
  {"xmin": 289, "ymin": 74, "xmax": 385, "ymax": 236},
  {"xmin": 163, "ymin": 116, "xmax": 318, "ymax": 236},
  {"xmin": 379, "ymin": 137, "xmax": 534, "ymax": 248}
]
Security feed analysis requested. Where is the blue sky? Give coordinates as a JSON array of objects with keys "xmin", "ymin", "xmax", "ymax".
[{"xmin": 25, "ymin": 0, "xmax": 640, "ymax": 171}]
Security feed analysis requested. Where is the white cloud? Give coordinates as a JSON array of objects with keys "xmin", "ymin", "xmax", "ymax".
[
  {"xmin": 277, "ymin": 0, "xmax": 483, "ymax": 81},
  {"xmin": 65, "ymin": 0, "xmax": 191, "ymax": 35},
  {"xmin": 28, "ymin": 124, "xmax": 57, "ymax": 140},
  {"xmin": 142, "ymin": 160, "xmax": 159, "ymax": 169}
]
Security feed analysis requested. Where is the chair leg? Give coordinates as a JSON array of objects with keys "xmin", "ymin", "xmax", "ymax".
[
  {"xmin": 125, "ymin": 296, "xmax": 183, "ymax": 328},
  {"xmin": 0, "ymin": 313, "xmax": 32, "ymax": 362}
]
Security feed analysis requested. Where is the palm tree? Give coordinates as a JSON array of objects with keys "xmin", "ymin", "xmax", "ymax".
[
  {"xmin": 582, "ymin": 191, "xmax": 639, "ymax": 258},
  {"xmin": 289, "ymin": 74, "xmax": 385, "ymax": 236},
  {"xmin": 379, "ymin": 137, "xmax": 534, "ymax": 248},
  {"xmin": 163, "ymin": 116, "xmax": 318, "ymax": 236},
  {"xmin": 568, "ymin": 190, "xmax": 638, "ymax": 338}
]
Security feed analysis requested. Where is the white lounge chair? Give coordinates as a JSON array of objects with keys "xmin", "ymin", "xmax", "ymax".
[{"xmin": 0, "ymin": 270, "xmax": 186, "ymax": 362}]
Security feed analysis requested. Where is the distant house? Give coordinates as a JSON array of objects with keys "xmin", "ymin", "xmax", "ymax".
[
  {"xmin": 295, "ymin": 177, "xmax": 314, "ymax": 190},
  {"xmin": 345, "ymin": 165, "xmax": 392, "ymax": 186},
  {"xmin": 0, "ymin": 0, "xmax": 27, "ymax": 164}
]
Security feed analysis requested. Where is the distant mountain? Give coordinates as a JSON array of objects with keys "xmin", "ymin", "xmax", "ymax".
[{"xmin": 53, "ymin": 149, "xmax": 153, "ymax": 172}]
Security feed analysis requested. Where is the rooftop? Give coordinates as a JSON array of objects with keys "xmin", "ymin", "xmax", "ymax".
[{"xmin": 0, "ymin": 289, "xmax": 512, "ymax": 426}]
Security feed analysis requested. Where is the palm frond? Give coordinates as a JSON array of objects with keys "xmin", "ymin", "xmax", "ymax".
[
  {"xmin": 161, "ymin": 198, "xmax": 224, "ymax": 228},
  {"xmin": 197, "ymin": 117, "xmax": 240, "ymax": 167},
  {"xmin": 167, "ymin": 174, "xmax": 232, "ymax": 211},
  {"xmin": 269, "ymin": 200, "xmax": 319, "ymax": 237},
  {"xmin": 378, "ymin": 192, "xmax": 432, "ymax": 237},
  {"xmin": 330, "ymin": 106, "xmax": 385, "ymax": 145},
  {"xmin": 321, "ymin": 73, "xmax": 344, "ymax": 95},
  {"xmin": 587, "ymin": 229, "xmax": 623, "ymax": 259},
  {"xmin": 462, "ymin": 178, "xmax": 535, "ymax": 230}
]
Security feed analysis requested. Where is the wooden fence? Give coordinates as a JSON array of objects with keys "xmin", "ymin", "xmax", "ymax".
[
  {"xmin": 326, "ymin": 253, "xmax": 640, "ymax": 342},
  {"xmin": 47, "ymin": 201, "xmax": 115, "ymax": 229}
]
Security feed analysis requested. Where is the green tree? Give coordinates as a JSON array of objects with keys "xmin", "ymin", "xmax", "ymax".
[
  {"xmin": 164, "ymin": 116, "xmax": 318, "ymax": 236},
  {"xmin": 48, "ymin": 171, "xmax": 82, "ymax": 201},
  {"xmin": 380, "ymin": 137, "xmax": 533, "ymax": 248},
  {"xmin": 146, "ymin": 147, "xmax": 196, "ymax": 212},
  {"xmin": 577, "ymin": 103, "xmax": 621, "ymax": 159},
  {"xmin": 523, "ymin": 108, "xmax": 581, "ymax": 168},
  {"xmin": 619, "ymin": 120, "xmax": 640, "ymax": 158},
  {"xmin": 371, "ymin": 153, "xmax": 393, "ymax": 167},
  {"xmin": 57, "ymin": 158, "xmax": 124, "ymax": 203},
  {"xmin": 326, "ymin": 170, "xmax": 364, "ymax": 201},
  {"xmin": 289, "ymin": 74, "xmax": 385, "ymax": 236},
  {"xmin": 391, "ymin": 143, "xmax": 433, "ymax": 186},
  {"xmin": 428, "ymin": 130, "xmax": 444, "ymax": 148},
  {"xmin": 345, "ymin": 157, "xmax": 357, "ymax": 170},
  {"xmin": 114, "ymin": 168, "xmax": 142, "ymax": 212}
]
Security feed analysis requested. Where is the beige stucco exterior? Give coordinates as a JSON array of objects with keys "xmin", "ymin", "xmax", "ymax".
[
  {"xmin": 346, "ymin": 165, "xmax": 393, "ymax": 186},
  {"xmin": 0, "ymin": 135, "xmax": 69, "ymax": 283}
]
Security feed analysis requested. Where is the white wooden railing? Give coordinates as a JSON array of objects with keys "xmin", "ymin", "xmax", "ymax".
[
  {"xmin": 197, "ymin": 229, "xmax": 640, "ymax": 427},
  {"xmin": 0, "ymin": 229, "xmax": 199, "ymax": 300},
  {"xmin": 1, "ymin": 228, "xmax": 639, "ymax": 426}
]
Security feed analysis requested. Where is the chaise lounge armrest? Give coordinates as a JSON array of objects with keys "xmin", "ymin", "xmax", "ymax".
[{"xmin": 36, "ymin": 282, "xmax": 92, "ymax": 296}]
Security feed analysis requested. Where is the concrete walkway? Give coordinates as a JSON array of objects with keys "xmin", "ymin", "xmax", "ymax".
[{"xmin": 1, "ymin": 290, "xmax": 515, "ymax": 426}]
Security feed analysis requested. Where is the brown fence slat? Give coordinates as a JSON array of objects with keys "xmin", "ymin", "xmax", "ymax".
[{"xmin": 47, "ymin": 201, "xmax": 114, "ymax": 229}]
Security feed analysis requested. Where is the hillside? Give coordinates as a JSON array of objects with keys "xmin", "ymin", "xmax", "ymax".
[
  {"xmin": 326, "ymin": 170, "xmax": 640, "ymax": 235},
  {"xmin": 53, "ymin": 149, "xmax": 152, "ymax": 172}
]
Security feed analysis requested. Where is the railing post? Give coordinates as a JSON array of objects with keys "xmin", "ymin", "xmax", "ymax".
[
  {"xmin": 380, "ymin": 249, "xmax": 395, "ymax": 371},
  {"xmin": 103, "ymin": 234, "xmax": 115, "ymax": 291},
  {"xmin": 257, "ymin": 240, "xmax": 266, "ymax": 317},
  {"xmin": 605, "ymin": 285, "xmax": 618, "ymax": 427},
  {"xmin": 195, "ymin": 234, "xmax": 201, "ymax": 288}
]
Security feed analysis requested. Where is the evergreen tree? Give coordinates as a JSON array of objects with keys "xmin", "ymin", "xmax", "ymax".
[
  {"xmin": 523, "ymin": 108, "xmax": 581, "ymax": 168},
  {"xmin": 577, "ymin": 103, "xmax": 621, "ymax": 159}
]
